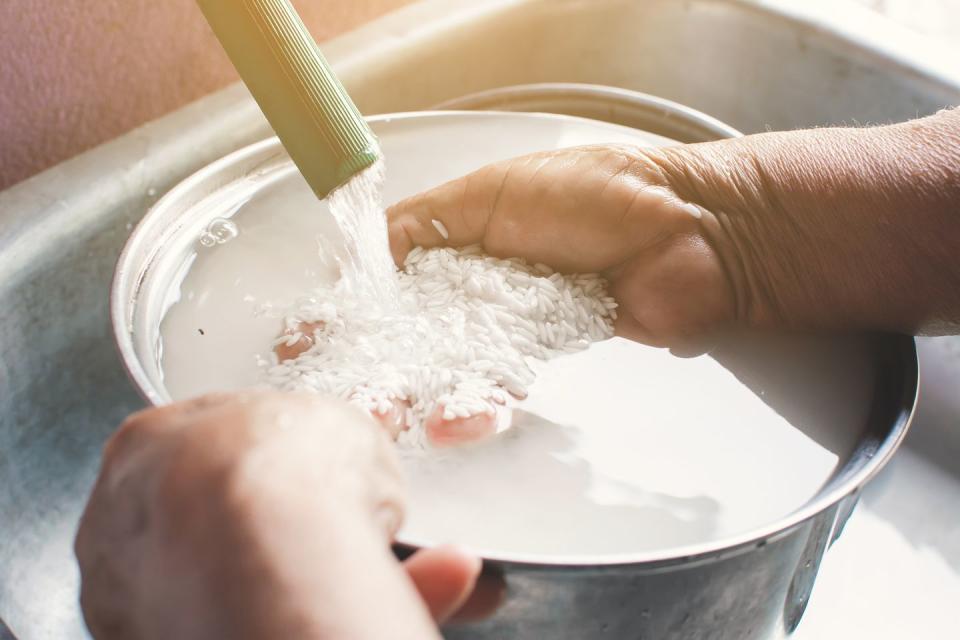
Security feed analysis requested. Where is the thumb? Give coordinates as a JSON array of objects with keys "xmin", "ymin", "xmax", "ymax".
[
  {"xmin": 387, "ymin": 162, "xmax": 508, "ymax": 266},
  {"xmin": 403, "ymin": 546, "xmax": 481, "ymax": 624}
]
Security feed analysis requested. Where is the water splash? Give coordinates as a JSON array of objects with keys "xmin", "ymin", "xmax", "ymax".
[{"xmin": 324, "ymin": 159, "xmax": 399, "ymax": 307}]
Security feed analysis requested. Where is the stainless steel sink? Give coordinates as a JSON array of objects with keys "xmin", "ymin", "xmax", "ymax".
[{"xmin": 1, "ymin": 1, "xmax": 958, "ymax": 638}]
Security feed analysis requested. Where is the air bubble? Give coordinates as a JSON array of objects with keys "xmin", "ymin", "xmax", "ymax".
[
  {"xmin": 198, "ymin": 218, "xmax": 239, "ymax": 248},
  {"xmin": 209, "ymin": 218, "xmax": 239, "ymax": 242}
]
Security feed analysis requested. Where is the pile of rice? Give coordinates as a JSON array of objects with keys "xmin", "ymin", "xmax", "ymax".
[{"xmin": 265, "ymin": 243, "xmax": 617, "ymax": 445}]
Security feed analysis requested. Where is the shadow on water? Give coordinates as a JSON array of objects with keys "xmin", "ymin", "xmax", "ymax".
[
  {"xmin": 707, "ymin": 330, "xmax": 878, "ymax": 464},
  {"xmin": 407, "ymin": 410, "xmax": 721, "ymax": 555}
]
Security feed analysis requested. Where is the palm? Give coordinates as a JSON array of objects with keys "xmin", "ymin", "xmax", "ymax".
[{"xmin": 388, "ymin": 145, "xmax": 734, "ymax": 349}]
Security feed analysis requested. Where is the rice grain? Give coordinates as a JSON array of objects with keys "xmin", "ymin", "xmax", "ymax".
[{"xmin": 266, "ymin": 244, "xmax": 616, "ymax": 446}]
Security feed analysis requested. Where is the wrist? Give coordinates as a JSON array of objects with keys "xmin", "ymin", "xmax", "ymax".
[{"xmin": 641, "ymin": 117, "xmax": 958, "ymax": 333}]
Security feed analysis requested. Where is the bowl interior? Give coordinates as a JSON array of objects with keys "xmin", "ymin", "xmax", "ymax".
[{"xmin": 113, "ymin": 111, "xmax": 913, "ymax": 565}]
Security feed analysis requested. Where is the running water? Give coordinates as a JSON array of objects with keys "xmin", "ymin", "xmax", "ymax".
[{"xmin": 323, "ymin": 159, "xmax": 399, "ymax": 306}]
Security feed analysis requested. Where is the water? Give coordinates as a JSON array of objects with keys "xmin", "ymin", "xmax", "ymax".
[
  {"xmin": 158, "ymin": 165, "xmax": 872, "ymax": 558},
  {"xmin": 156, "ymin": 116, "xmax": 876, "ymax": 558},
  {"xmin": 323, "ymin": 159, "xmax": 399, "ymax": 306},
  {"xmin": 398, "ymin": 336, "xmax": 862, "ymax": 557}
]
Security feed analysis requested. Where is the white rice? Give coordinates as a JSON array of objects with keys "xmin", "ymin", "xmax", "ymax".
[
  {"xmin": 264, "ymin": 244, "xmax": 617, "ymax": 446},
  {"xmin": 431, "ymin": 218, "xmax": 450, "ymax": 240}
]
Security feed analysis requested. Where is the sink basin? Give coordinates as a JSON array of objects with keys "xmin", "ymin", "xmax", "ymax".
[{"xmin": 1, "ymin": 1, "xmax": 958, "ymax": 638}]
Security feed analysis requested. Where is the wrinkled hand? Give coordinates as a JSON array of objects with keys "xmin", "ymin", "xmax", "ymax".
[
  {"xmin": 75, "ymin": 392, "xmax": 485, "ymax": 640},
  {"xmin": 387, "ymin": 145, "xmax": 736, "ymax": 352}
]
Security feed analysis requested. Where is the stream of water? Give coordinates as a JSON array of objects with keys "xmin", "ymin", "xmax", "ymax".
[{"xmin": 324, "ymin": 159, "xmax": 400, "ymax": 307}]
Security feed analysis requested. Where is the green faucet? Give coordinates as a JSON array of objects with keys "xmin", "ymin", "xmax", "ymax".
[{"xmin": 197, "ymin": 0, "xmax": 380, "ymax": 199}]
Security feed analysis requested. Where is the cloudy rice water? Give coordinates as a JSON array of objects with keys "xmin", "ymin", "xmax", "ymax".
[{"xmin": 158, "ymin": 117, "xmax": 863, "ymax": 557}]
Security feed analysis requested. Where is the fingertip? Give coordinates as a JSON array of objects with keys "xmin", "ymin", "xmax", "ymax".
[
  {"xmin": 404, "ymin": 545, "xmax": 482, "ymax": 623},
  {"xmin": 425, "ymin": 406, "xmax": 499, "ymax": 448},
  {"xmin": 448, "ymin": 565, "xmax": 507, "ymax": 623}
]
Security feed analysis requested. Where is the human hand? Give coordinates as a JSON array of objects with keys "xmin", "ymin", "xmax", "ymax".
[
  {"xmin": 75, "ymin": 391, "xmax": 486, "ymax": 640},
  {"xmin": 388, "ymin": 110, "xmax": 960, "ymax": 340},
  {"xmin": 386, "ymin": 145, "xmax": 736, "ymax": 353}
]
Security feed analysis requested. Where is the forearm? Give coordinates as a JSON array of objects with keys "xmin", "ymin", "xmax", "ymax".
[{"xmin": 652, "ymin": 108, "xmax": 960, "ymax": 334}]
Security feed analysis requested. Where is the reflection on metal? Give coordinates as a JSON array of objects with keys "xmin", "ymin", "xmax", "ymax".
[{"xmin": 436, "ymin": 83, "xmax": 743, "ymax": 142}]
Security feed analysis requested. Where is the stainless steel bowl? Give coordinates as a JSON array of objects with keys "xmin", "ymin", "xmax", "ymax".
[
  {"xmin": 435, "ymin": 82, "xmax": 743, "ymax": 143},
  {"xmin": 111, "ymin": 108, "xmax": 916, "ymax": 640}
]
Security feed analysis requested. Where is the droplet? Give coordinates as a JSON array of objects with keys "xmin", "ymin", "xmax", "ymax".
[
  {"xmin": 208, "ymin": 217, "xmax": 239, "ymax": 243},
  {"xmin": 198, "ymin": 232, "xmax": 217, "ymax": 247}
]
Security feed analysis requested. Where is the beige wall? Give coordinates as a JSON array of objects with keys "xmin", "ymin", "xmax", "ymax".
[{"xmin": 0, "ymin": 0, "xmax": 415, "ymax": 191}]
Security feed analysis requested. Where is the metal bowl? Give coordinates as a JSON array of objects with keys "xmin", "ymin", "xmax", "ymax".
[
  {"xmin": 111, "ymin": 108, "xmax": 916, "ymax": 639},
  {"xmin": 435, "ymin": 82, "xmax": 743, "ymax": 143}
]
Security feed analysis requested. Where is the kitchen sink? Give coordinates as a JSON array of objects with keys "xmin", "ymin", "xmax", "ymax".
[{"xmin": 1, "ymin": 1, "xmax": 958, "ymax": 638}]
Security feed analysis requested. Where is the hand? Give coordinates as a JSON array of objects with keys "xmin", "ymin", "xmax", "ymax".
[
  {"xmin": 75, "ymin": 392, "xmax": 486, "ymax": 640},
  {"xmin": 389, "ymin": 112, "xmax": 960, "ymax": 339},
  {"xmin": 386, "ymin": 145, "xmax": 737, "ymax": 353}
]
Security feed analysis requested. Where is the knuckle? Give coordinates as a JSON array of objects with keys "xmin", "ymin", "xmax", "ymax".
[{"xmin": 101, "ymin": 413, "xmax": 148, "ymax": 465}]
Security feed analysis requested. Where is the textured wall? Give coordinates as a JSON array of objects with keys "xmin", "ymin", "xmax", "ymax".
[{"xmin": 0, "ymin": 0, "xmax": 414, "ymax": 190}]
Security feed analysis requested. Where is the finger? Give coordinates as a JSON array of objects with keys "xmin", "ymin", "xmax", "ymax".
[
  {"xmin": 403, "ymin": 546, "xmax": 481, "ymax": 624},
  {"xmin": 372, "ymin": 398, "xmax": 410, "ymax": 439},
  {"xmin": 386, "ymin": 162, "xmax": 508, "ymax": 265},
  {"xmin": 448, "ymin": 567, "xmax": 507, "ymax": 623},
  {"xmin": 424, "ymin": 405, "xmax": 500, "ymax": 448},
  {"xmin": 274, "ymin": 321, "xmax": 324, "ymax": 362}
]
